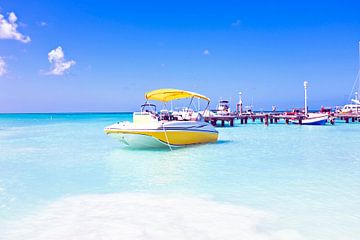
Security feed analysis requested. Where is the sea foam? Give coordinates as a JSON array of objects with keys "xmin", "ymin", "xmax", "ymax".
[{"xmin": 1, "ymin": 193, "xmax": 303, "ymax": 240}]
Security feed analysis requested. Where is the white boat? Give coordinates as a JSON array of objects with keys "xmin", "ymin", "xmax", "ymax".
[
  {"xmin": 290, "ymin": 81, "xmax": 328, "ymax": 125},
  {"xmin": 290, "ymin": 113, "xmax": 329, "ymax": 125},
  {"xmin": 339, "ymin": 92, "xmax": 360, "ymax": 114},
  {"xmin": 243, "ymin": 105, "xmax": 254, "ymax": 115},
  {"xmin": 215, "ymin": 100, "xmax": 231, "ymax": 115},
  {"xmin": 340, "ymin": 41, "xmax": 360, "ymax": 113},
  {"xmin": 104, "ymin": 89, "xmax": 219, "ymax": 148},
  {"xmin": 340, "ymin": 103, "xmax": 360, "ymax": 114},
  {"xmin": 200, "ymin": 109, "xmax": 216, "ymax": 118}
]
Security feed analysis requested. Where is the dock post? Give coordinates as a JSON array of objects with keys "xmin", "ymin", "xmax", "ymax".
[
  {"xmin": 211, "ymin": 120, "xmax": 217, "ymax": 126},
  {"xmin": 285, "ymin": 118, "xmax": 289, "ymax": 124},
  {"xmin": 252, "ymin": 117, "xmax": 255, "ymax": 122},
  {"xmin": 221, "ymin": 120, "xmax": 225, "ymax": 127},
  {"xmin": 240, "ymin": 118, "xmax": 244, "ymax": 124},
  {"xmin": 264, "ymin": 114, "xmax": 269, "ymax": 126},
  {"xmin": 260, "ymin": 117, "xmax": 263, "ymax": 123},
  {"xmin": 270, "ymin": 118, "xmax": 273, "ymax": 124},
  {"xmin": 230, "ymin": 119, "xmax": 234, "ymax": 127},
  {"xmin": 352, "ymin": 117, "xmax": 355, "ymax": 122},
  {"xmin": 274, "ymin": 118, "xmax": 278, "ymax": 124},
  {"xmin": 245, "ymin": 117, "xmax": 248, "ymax": 124},
  {"xmin": 345, "ymin": 117, "xmax": 349, "ymax": 123}
]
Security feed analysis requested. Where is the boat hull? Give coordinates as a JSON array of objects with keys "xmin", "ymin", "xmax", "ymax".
[
  {"xmin": 302, "ymin": 119, "xmax": 327, "ymax": 125},
  {"xmin": 109, "ymin": 132, "xmax": 173, "ymax": 148},
  {"xmin": 105, "ymin": 121, "xmax": 218, "ymax": 148},
  {"xmin": 290, "ymin": 114, "xmax": 328, "ymax": 125}
]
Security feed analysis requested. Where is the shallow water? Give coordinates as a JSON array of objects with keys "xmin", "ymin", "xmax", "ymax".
[{"xmin": 0, "ymin": 113, "xmax": 359, "ymax": 239}]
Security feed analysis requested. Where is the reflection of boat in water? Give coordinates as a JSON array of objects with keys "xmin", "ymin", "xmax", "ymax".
[{"xmin": 104, "ymin": 89, "xmax": 218, "ymax": 148}]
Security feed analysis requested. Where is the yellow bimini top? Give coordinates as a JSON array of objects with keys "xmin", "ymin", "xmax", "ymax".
[{"xmin": 145, "ymin": 89, "xmax": 210, "ymax": 102}]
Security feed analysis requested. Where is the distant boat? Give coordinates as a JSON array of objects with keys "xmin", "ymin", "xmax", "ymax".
[
  {"xmin": 340, "ymin": 41, "xmax": 360, "ymax": 114},
  {"xmin": 290, "ymin": 81, "xmax": 329, "ymax": 125},
  {"xmin": 243, "ymin": 105, "xmax": 254, "ymax": 115},
  {"xmin": 339, "ymin": 92, "xmax": 360, "ymax": 114},
  {"xmin": 339, "ymin": 103, "xmax": 360, "ymax": 114},
  {"xmin": 207, "ymin": 99, "xmax": 234, "ymax": 117},
  {"xmin": 340, "ymin": 88, "xmax": 360, "ymax": 114},
  {"xmin": 215, "ymin": 100, "xmax": 231, "ymax": 115},
  {"xmin": 290, "ymin": 113, "xmax": 329, "ymax": 125}
]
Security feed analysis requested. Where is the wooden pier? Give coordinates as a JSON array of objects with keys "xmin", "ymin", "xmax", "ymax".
[
  {"xmin": 333, "ymin": 113, "xmax": 360, "ymax": 123},
  {"xmin": 204, "ymin": 112, "xmax": 360, "ymax": 127},
  {"xmin": 205, "ymin": 113, "xmax": 303, "ymax": 126}
]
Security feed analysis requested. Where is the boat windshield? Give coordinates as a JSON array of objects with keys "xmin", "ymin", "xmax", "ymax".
[
  {"xmin": 141, "ymin": 103, "xmax": 156, "ymax": 113},
  {"xmin": 140, "ymin": 105, "xmax": 204, "ymax": 122}
]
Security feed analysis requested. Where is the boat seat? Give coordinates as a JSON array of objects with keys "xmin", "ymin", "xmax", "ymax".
[{"xmin": 175, "ymin": 115, "xmax": 183, "ymax": 121}]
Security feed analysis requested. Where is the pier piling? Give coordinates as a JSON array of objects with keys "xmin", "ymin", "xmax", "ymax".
[
  {"xmin": 230, "ymin": 119, "xmax": 234, "ymax": 126},
  {"xmin": 264, "ymin": 114, "xmax": 269, "ymax": 126}
]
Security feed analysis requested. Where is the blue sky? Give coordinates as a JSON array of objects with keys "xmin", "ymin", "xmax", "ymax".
[{"xmin": 1, "ymin": 0, "xmax": 360, "ymax": 112}]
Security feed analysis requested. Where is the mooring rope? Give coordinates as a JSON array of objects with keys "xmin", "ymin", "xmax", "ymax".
[{"xmin": 162, "ymin": 123, "xmax": 173, "ymax": 151}]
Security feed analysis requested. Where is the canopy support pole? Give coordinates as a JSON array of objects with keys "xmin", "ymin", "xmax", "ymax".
[{"xmin": 184, "ymin": 96, "xmax": 195, "ymax": 120}]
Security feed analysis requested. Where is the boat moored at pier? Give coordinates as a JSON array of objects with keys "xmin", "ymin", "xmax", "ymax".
[
  {"xmin": 290, "ymin": 113, "xmax": 329, "ymax": 125},
  {"xmin": 215, "ymin": 100, "xmax": 231, "ymax": 115}
]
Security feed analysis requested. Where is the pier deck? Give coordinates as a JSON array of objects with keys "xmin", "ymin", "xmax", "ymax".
[{"xmin": 204, "ymin": 112, "xmax": 360, "ymax": 127}]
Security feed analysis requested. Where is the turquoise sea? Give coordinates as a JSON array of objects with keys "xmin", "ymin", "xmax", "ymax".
[{"xmin": 0, "ymin": 113, "xmax": 359, "ymax": 240}]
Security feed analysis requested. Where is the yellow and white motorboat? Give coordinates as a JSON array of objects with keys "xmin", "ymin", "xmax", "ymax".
[{"xmin": 104, "ymin": 89, "xmax": 219, "ymax": 148}]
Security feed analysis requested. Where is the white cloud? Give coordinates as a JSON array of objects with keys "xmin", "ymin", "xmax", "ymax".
[
  {"xmin": 232, "ymin": 19, "xmax": 241, "ymax": 27},
  {"xmin": 203, "ymin": 49, "xmax": 210, "ymax": 56},
  {"xmin": 47, "ymin": 46, "xmax": 76, "ymax": 75},
  {"xmin": 39, "ymin": 21, "xmax": 48, "ymax": 27},
  {"xmin": 0, "ymin": 12, "xmax": 31, "ymax": 43},
  {"xmin": 0, "ymin": 57, "xmax": 7, "ymax": 76}
]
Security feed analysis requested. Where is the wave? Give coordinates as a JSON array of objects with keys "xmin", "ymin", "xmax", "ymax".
[{"xmin": 1, "ymin": 193, "xmax": 303, "ymax": 240}]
